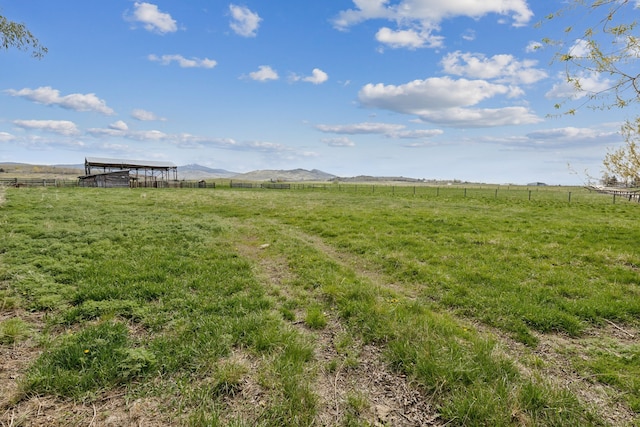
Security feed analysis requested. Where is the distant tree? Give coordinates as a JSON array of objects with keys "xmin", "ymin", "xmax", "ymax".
[
  {"xmin": 544, "ymin": 1, "xmax": 639, "ymax": 184},
  {"xmin": 603, "ymin": 119, "xmax": 640, "ymax": 186},
  {"xmin": 0, "ymin": 13, "xmax": 47, "ymax": 58},
  {"xmin": 600, "ymin": 172, "xmax": 618, "ymax": 187}
]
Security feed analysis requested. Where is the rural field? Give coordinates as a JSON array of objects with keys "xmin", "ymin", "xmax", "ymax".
[{"xmin": 1, "ymin": 185, "xmax": 639, "ymax": 426}]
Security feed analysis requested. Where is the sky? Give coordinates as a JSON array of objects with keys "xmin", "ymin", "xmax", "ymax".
[{"xmin": 0, "ymin": 0, "xmax": 635, "ymax": 184}]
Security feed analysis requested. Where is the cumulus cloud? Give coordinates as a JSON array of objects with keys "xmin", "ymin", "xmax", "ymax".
[
  {"xmin": 109, "ymin": 120, "xmax": 129, "ymax": 131},
  {"xmin": 13, "ymin": 119, "xmax": 80, "ymax": 136},
  {"xmin": 229, "ymin": 4, "xmax": 261, "ymax": 37},
  {"xmin": 358, "ymin": 77, "xmax": 541, "ymax": 127},
  {"xmin": 127, "ymin": 2, "xmax": 178, "ymax": 34},
  {"xmin": 545, "ymin": 71, "xmax": 612, "ymax": 100},
  {"xmin": 148, "ymin": 54, "xmax": 217, "ymax": 68},
  {"xmin": 291, "ymin": 68, "xmax": 329, "ymax": 84},
  {"xmin": 441, "ymin": 51, "xmax": 547, "ymax": 85},
  {"xmin": 131, "ymin": 109, "xmax": 166, "ymax": 121},
  {"xmin": 375, "ymin": 27, "xmax": 443, "ymax": 49},
  {"xmin": 304, "ymin": 68, "xmax": 329, "ymax": 84},
  {"xmin": 333, "ymin": 0, "xmax": 533, "ymax": 48},
  {"xmin": 359, "ymin": 77, "xmax": 511, "ymax": 111},
  {"xmin": 5, "ymin": 86, "xmax": 115, "ymax": 115},
  {"xmin": 248, "ymin": 65, "xmax": 279, "ymax": 82},
  {"xmin": 315, "ymin": 122, "xmax": 443, "ymax": 139}
]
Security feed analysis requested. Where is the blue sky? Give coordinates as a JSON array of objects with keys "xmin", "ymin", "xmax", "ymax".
[{"xmin": 0, "ymin": 0, "xmax": 631, "ymax": 184}]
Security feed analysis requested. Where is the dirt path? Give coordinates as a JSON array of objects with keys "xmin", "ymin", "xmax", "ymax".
[
  {"xmin": 233, "ymin": 220, "xmax": 444, "ymax": 426},
  {"xmin": 235, "ymin": 218, "xmax": 638, "ymax": 426}
]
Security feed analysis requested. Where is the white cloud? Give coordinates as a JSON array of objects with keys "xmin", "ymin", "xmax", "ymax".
[
  {"xmin": 359, "ymin": 77, "xmax": 511, "ymax": 111},
  {"xmin": 229, "ymin": 4, "xmax": 261, "ymax": 37},
  {"xmin": 0, "ymin": 132, "xmax": 16, "ymax": 142},
  {"xmin": 128, "ymin": 2, "xmax": 178, "ymax": 34},
  {"xmin": 568, "ymin": 39, "xmax": 591, "ymax": 57},
  {"xmin": 322, "ymin": 137, "xmax": 356, "ymax": 147},
  {"xmin": 358, "ymin": 76, "xmax": 541, "ymax": 127},
  {"xmin": 416, "ymin": 106, "xmax": 541, "ymax": 127},
  {"xmin": 305, "ymin": 68, "xmax": 329, "ymax": 84},
  {"xmin": 375, "ymin": 27, "xmax": 443, "ymax": 49},
  {"xmin": 87, "ymin": 126, "xmax": 168, "ymax": 141},
  {"xmin": 5, "ymin": 86, "xmax": 115, "ymax": 115},
  {"xmin": 131, "ymin": 109, "xmax": 166, "ymax": 121},
  {"xmin": 526, "ymin": 41, "xmax": 542, "ymax": 53},
  {"xmin": 109, "ymin": 120, "xmax": 129, "ymax": 131},
  {"xmin": 545, "ymin": 71, "xmax": 612, "ymax": 100},
  {"xmin": 461, "ymin": 29, "xmax": 476, "ymax": 41},
  {"xmin": 317, "ymin": 122, "xmax": 405, "ymax": 135},
  {"xmin": 291, "ymin": 68, "xmax": 329, "ymax": 84},
  {"xmin": 148, "ymin": 54, "xmax": 217, "ymax": 68},
  {"xmin": 333, "ymin": 0, "xmax": 533, "ymax": 48},
  {"xmin": 441, "ymin": 51, "xmax": 548, "ymax": 84},
  {"xmin": 484, "ymin": 126, "xmax": 620, "ymax": 149},
  {"xmin": 248, "ymin": 65, "xmax": 279, "ymax": 82},
  {"xmin": 13, "ymin": 119, "xmax": 80, "ymax": 136},
  {"xmin": 394, "ymin": 129, "xmax": 444, "ymax": 138},
  {"xmin": 526, "ymin": 127, "xmax": 617, "ymax": 143},
  {"xmin": 85, "ymin": 124, "xmax": 313, "ymax": 158},
  {"xmin": 315, "ymin": 122, "xmax": 443, "ymax": 139}
]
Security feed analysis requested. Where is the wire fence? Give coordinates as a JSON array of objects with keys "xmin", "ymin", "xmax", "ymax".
[{"xmin": 2, "ymin": 177, "xmax": 638, "ymax": 205}]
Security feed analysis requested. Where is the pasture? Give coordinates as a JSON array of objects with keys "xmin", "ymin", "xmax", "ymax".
[{"xmin": 0, "ymin": 185, "xmax": 639, "ymax": 426}]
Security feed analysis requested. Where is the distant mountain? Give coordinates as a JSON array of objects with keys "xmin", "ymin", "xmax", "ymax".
[
  {"xmin": 231, "ymin": 168, "xmax": 336, "ymax": 182},
  {"xmin": 177, "ymin": 164, "xmax": 238, "ymax": 180}
]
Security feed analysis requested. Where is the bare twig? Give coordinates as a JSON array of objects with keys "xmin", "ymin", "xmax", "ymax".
[
  {"xmin": 88, "ymin": 403, "xmax": 97, "ymax": 427},
  {"xmin": 604, "ymin": 318, "xmax": 636, "ymax": 338}
]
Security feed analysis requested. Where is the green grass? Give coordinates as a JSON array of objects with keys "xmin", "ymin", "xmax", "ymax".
[
  {"xmin": 0, "ymin": 186, "xmax": 638, "ymax": 425},
  {"xmin": 0, "ymin": 317, "xmax": 32, "ymax": 344}
]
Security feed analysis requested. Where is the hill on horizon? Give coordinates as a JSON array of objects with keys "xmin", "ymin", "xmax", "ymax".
[
  {"xmin": 232, "ymin": 168, "xmax": 336, "ymax": 182},
  {"xmin": 177, "ymin": 164, "xmax": 238, "ymax": 180},
  {"xmin": 2, "ymin": 162, "xmax": 445, "ymax": 183}
]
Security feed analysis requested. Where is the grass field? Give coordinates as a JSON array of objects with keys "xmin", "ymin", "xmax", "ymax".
[{"xmin": 1, "ymin": 185, "xmax": 639, "ymax": 426}]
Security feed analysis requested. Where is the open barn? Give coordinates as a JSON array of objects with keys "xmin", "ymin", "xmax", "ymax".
[{"xmin": 81, "ymin": 157, "xmax": 178, "ymax": 188}]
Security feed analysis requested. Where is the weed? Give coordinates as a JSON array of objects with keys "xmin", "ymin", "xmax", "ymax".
[
  {"xmin": 0, "ymin": 289, "xmax": 20, "ymax": 310},
  {"xmin": 0, "ymin": 317, "xmax": 32, "ymax": 344},
  {"xmin": 304, "ymin": 305, "xmax": 327, "ymax": 329},
  {"xmin": 212, "ymin": 360, "xmax": 248, "ymax": 397}
]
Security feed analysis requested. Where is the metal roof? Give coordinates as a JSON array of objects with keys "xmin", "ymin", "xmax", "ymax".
[{"xmin": 85, "ymin": 157, "xmax": 177, "ymax": 169}]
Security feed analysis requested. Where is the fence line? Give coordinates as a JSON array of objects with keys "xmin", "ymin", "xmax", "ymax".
[{"xmin": 2, "ymin": 177, "xmax": 639, "ymax": 205}]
